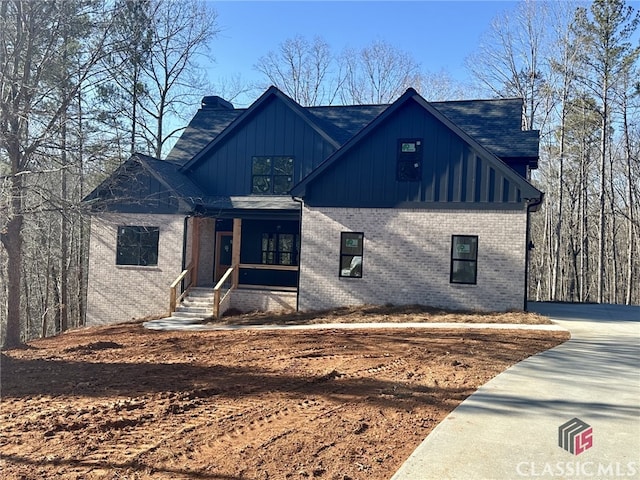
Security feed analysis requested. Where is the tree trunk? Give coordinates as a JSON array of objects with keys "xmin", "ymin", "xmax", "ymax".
[
  {"xmin": 60, "ymin": 121, "xmax": 69, "ymax": 333},
  {"xmin": 2, "ymin": 213, "xmax": 24, "ymax": 349},
  {"xmin": 597, "ymin": 96, "xmax": 607, "ymax": 304},
  {"xmin": 579, "ymin": 153, "xmax": 586, "ymax": 303},
  {"xmin": 623, "ymin": 102, "xmax": 635, "ymax": 305}
]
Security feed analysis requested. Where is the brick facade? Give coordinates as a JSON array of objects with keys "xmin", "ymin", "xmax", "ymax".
[
  {"xmin": 86, "ymin": 213, "xmax": 185, "ymax": 326},
  {"xmin": 231, "ymin": 288, "xmax": 297, "ymax": 313},
  {"xmin": 299, "ymin": 206, "xmax": 528, "ymax": 312}
]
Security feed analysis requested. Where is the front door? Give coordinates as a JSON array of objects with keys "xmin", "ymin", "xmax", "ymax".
[{"xmin": 215, "ymin": 232, "xmax": 233, "ymax": 283}]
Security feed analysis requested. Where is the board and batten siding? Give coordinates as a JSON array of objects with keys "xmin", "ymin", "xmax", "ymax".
[
  {"xmin": 304, "ymin": 101, "xmax": 525, "ymax": 208},
  {"xmin": 298, "ymin": 206, "xmax": 528, "ymax": 312},
  {"xmin": 86, "ymin": 213, "xmax": 185, "ymax": 326},
  {"xmin": 186, "ymin": 95, "xmax": 337, "ymax": 196}
]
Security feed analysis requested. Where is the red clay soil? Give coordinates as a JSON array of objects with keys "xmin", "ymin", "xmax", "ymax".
[{"xmin": 0, "ymin": 311, "xmax": 568, "ymax": 480}]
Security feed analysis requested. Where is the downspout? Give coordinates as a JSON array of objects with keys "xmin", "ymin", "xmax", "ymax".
[
  {"xmin": 524, "ymin": 194, "xmax": 544, "ymax": 311},
  {"xmin": 292, "ymin": 196, "xmax": 304, "ymax": 312},
  {"xmin": 181, "ymin": 215, "xmax": 189, "ymax": 272}
]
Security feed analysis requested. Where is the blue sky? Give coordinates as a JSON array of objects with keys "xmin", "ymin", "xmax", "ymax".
[{"xmin": 207, "ymin": 1, "xmax": 520, "ymax": 105}]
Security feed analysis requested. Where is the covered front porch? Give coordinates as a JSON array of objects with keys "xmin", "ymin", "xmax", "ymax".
[{"xmin": 170, "ymin": 207, "xmax": 300, "ymax": 319}]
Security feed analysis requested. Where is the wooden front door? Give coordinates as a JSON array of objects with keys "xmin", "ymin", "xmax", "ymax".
[{"xmin": 214, "ymin": 232, "xmax": 233, "ymax": 283}]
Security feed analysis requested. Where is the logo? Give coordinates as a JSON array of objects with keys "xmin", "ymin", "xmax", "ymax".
[{"xmin": 559, "ymin": 418, "xmax": 593, "ymax": 455}]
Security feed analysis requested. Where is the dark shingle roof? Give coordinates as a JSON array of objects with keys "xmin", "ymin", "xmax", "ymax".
[
  {"xmin": 138, "ymin": 155, "xmax": 206, "ymax": 202},
  {"xmin": 165, "ymin": 108, "xmax": 244, "ymax": 165},
  {"xmin": 306, "ymin": 105, "xmax": 387, "ymax": 145},
  {"xmin": 432, "ymin": 99, "xmax": 538, "ymax": 159},
  {"xmin": 166, "ymin": 96, "xmax": 538, "ymax": 166}
]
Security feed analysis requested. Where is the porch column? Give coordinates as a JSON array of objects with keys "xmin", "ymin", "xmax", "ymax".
[
  {"xmin": 232, "ymin": 218, "xmax": 242, "ymax": 287},
  {"xmin": 191, "ymin": 217, "xmax": 200, "ymax": 286}
]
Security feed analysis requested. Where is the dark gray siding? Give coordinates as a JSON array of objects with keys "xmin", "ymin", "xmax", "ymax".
[
  {"xmin": 304, "ymin": 101, "xmax": 525, "ymax": 208},
  {"xmin": 185, "ymin": 96, "xmax": 337, "ymax": 196},
  {"xmin": 88, "ymin": 163, "xmax": 181, "ymax": 213}
]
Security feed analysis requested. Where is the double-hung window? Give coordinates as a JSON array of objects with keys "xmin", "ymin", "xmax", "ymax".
[
  {"xmin": 339, "ymin": 232, "xmax": 364, "ymax": 278},
  {"xmin": 450, "ymin": 235, "xmax": 478, "ymax": 284},
  {"xmin": 397, "ymin": 139, "xmax": 423, "ymax": 181},
  {"xmin": 252, "ymin": 156, "xmax": 294, "ymax": 194},
  {"xmin": 116, "ymin": 226, "xmax": 159, "ymax": 266}
]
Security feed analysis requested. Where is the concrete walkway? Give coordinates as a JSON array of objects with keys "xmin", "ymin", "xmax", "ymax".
[
  {"xmin": 142, "ymin": 317, "xmax": 566, "ymax": 332},
  {"xmin": 391, "ymin": 302, "xmax": 640, "ymax": 480}
]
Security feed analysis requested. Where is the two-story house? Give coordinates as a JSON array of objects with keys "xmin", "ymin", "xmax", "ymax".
[{"xmin": 84, "ymin": 86, "xmax": 542, "ymax": 326}]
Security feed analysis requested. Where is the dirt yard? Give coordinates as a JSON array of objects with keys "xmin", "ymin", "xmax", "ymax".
[{"xmin": 1, "ymin": 308, "xmax": 568, "ymax": 480}]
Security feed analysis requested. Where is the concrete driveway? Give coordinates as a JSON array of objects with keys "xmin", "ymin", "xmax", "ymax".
[{"xmin": 391, "ymin": 302, "xmax": 640, "ymax": 480}]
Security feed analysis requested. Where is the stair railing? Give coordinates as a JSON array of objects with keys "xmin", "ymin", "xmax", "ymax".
[
  {"xmin": 169, "ymin": 262, "xmax": 193, "ymax": 315},
  {"xmin": 213, "ymin": 265, "xmax": 235, "ymax": 319}
]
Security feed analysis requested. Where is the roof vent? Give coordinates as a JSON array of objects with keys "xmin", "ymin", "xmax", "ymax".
[{"xmin": 201, "ymin": 96, "xmax": 234, "ymax": 110}]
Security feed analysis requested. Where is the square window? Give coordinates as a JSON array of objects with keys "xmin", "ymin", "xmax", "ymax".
[
  {"xmin": 340, "ymin": 232, "xmax": 364, "ymax": 278},
  {"xmin": 450, "ymin": 235, "xmax": 478, "ymax": 284},
  {"xmin": 252, "ymin": 156, "xmax": 294, "ymax": 194},
  {"xmin": 116, "ymin": 226, "xmax": 159, "ymax": 266}
]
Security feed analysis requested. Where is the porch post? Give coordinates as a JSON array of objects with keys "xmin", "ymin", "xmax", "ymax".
[
  {"xmin": 232, "ymin": 218, "xmax": 242, "ymax": 287},
  {"xmin": 192, "ymin": 217, "xmax": 200, "ymax": 286}
]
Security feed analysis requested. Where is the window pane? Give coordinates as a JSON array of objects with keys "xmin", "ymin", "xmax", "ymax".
[
  {"xmin": 280, "ymin": 252, "xmax": 292, "ymax": 265},
  {"xmin": 341, "ymin": 232, "xmax": 363, "ymax": 255},
  {"xmin": 273, "ymin": 156, "xmax": 294, "ymax": 175},
  {"xmin": 452, "ymin": 236, "xmax": 478, "ymax": 260},
  {"xmin": 252, "ymin": 176, "xmax": 271, "ymax": 194},
  {"xmin": 118, "ymin": 227, "xmax": 137, "ymax": 247},
  {"xmin": 140, "ymin": 228, "xmax": 159, "ymax": 246},
  {"xmin": 451, "ymin": 260, "xmax": 476, "ymax": 284},
  {"xmin": 139, "ymin": 248, "xmax": 157, "ymax": 266},
  {"xmin": 397, "ymin": 160, "xmax": 421, "ymax": 181},
  {"xmin": 252, "ymin": 157, "xmax": 271, "ymax": 175},
  {"xmin": 340, "ymin": 255, "xmax": 362, "ymax": 278},
  {"xmin": 280, "ymin": 234, "xmax": 293, "ymax": 252},
  {"xmin": 117, "ymin": 246, "xmax": 139, "ymax": 265},
  {"xmin": 273, "ymin": 175, "xmax": 292, "ymax": 194}
]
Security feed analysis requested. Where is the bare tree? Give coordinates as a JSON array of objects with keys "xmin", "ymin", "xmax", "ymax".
[
  {"xmin": 0, "ymin": 0, "xmax": 113, "ymax": 348},
  {"xmin": 466, "ymin": 0, "xmax": 552, "ymax": 131},
  {"xmin": 546, "ymin": 1, "xmax": 583, "ymax": 300},
  {"xmin": 138, "ymin": 0, "xmax": 219, "ymax": 158},
  {"xmin": 255, "ymin": 35, "xmax": 341, "ymax": 106},
  {"xmin": 572, "ymin": 0, "xmax": 639, "ymax": 303},
  {"xmin": 340, "ymin": 40, "xmax": 422, "ymax": 104},
  {"xmin": 616, "ymin": 66, "xmax": 640, "ymax": 305}
]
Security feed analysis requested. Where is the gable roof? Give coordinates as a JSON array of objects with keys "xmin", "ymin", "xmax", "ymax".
[
  {"xmin": 84, "ymin": 153, "xmax": 205, "ymax": 212},
  {"xmin": 180, "ymin": 86, "xmax": 343, "ymax": 172},
  {"xmin": 166, "ymin": 91, "xmax": 538, "ymax": 169},
  {"xmin": 290, "ymin": 88, "xmax": 542, "ymax": 202}
]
